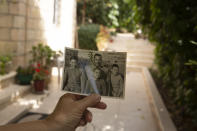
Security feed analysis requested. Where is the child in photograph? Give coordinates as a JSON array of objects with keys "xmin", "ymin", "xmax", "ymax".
[
  {"xmin": 85, "ymin": 68, "xmax": 107, "ymax": 96},
  {"xmin": 108, "ymin": 64, "xmax": 124, "ymax": 97},
  {"xmin": 62, "ymin": 56, "xmax": 86, "ymax": 93}
]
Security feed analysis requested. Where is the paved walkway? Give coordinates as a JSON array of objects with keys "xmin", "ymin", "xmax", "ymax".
[
  {"xmin": 31, "ymin": 33, "xmax": 160, "ymax": 131},
  {"xmin": 0, "ymin": 33, "xmax": 160, "ymax": 131},
  {"xmin": 107, "ymin": 33, "xmax": 155, "ymax": 68}
]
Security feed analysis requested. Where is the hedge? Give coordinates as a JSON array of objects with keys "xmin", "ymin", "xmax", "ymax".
[
  {"xmin": 132, "ymin": 0, "xmax": 197, "ymax": 130},
  {"xmin": 78, "ymin": 24, "xmax": 100, "ymax": 50}
]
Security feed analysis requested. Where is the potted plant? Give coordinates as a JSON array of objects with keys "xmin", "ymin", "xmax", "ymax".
[
  {"xmin": 16, "ymin": 66, "xmax": 34, "ymax": 85},
  {"xmin": 30, "ymin": 43, "xmax": 62, "ymax": 89},
  {"xmin": 32, "ymin": 63, "xmax": 49, "ymax": 93}
]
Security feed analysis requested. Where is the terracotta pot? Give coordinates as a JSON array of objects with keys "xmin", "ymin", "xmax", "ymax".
[{"xmin": 33, "ymin": 80, "xmax": 45, "ymax": 93}]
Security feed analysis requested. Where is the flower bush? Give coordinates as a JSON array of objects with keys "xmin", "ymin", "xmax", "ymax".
[
  {"xmin": 0, "ymin": 55, "xmax": 12, "ymax": 75},
  {"xmin": 33, "ymin": 63, "xmax": 49, "ymax": 81},
  {"xmin": 96, "ymin": 25, "xmax": 113, "ymax": 51},
  {"xmin": 30, "ymin": 43, "xmax": 57, "ymax": 69}
]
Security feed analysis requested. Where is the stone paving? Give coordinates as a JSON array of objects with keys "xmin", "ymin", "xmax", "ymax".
[
  {"xmin": 107, "ymin": 33, "xmax": 155, "ymax": 68},
  {"xmin": 0, "ymin": 33, "xmax": 162, "ymax": 131},
  {"xmin": 31, "ymin": 34, "xmax": 160, "ymax": 131}
]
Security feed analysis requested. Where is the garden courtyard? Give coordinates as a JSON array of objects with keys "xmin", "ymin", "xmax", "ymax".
[{"xmin": 0, "ymin": 0, "xmax": 196, "ymax": 131}]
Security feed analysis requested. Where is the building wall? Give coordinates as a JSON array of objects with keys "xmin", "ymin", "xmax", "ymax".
[
  {"xmin": 0, "ymin": 0, "xmax": 46, "ymax": 68},
  {"xmin": 0, "ymin": 0, "xmax": 76, "ymax": 69}
]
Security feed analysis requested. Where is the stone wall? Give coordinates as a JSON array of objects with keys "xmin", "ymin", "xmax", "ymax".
[{"xmin": 0, "ymin": 0, "xmax": 45, "ymax": 69}]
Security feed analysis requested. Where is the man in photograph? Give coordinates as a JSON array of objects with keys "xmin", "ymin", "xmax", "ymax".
[
  {"xmin": 62, "ymin": 56, "xmax": 86, "ymax": 93},
  {"xmin": 85, "ymin": 53, "xmax": 110, "ymax": 95},
  {"xmin": 108, "ymin": 64, "xmax": 124, "ymax": 97}
]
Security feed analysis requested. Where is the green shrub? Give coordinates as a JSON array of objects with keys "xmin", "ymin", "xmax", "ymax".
[
  {"xmin": 30, "ymin": 43, "xmax": 57, "ymax": 68},
  {"xmin": 78, "ymin": 24, "xmax": 100, "ymax": 50},
  {"xmin": 0, "ymin": 55, "xmax": 12, "ymax": 75},
  {"xmin": 16, "ymin": 66, "xmax": 34, "ymax": 85},
  {"xmin": 132, "ymin": 0, "xmax": 197, "ymax": 130},
  {"xmin": 77, "ymin": 0, "xmax": 135, "ymax": 32}
]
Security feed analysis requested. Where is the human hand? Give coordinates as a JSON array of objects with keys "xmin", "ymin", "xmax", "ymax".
[{"xmin": 45, "ymin": 93, "xmax": 107, "ymax": 131}]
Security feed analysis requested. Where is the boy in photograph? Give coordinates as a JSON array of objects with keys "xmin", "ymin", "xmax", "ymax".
[
  {"xmin": 90, "ymin": 53, "xmax": 107, "ymax": 80},
  {"xmin": 108, "ymin": 64, "xmax": 124, "ymax": 97},
  {"xmin": 85, "ymin": 68, "xmax": 107, "ymax": 96},
  {"xmin": 62, "ymin": 56, "xmax": 86, "ymax": 93}
]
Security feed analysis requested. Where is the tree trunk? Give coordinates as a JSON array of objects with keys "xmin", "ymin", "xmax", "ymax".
[{"xmin": 82, "ymin": 0, "xmax": 86, "ymax": 25}]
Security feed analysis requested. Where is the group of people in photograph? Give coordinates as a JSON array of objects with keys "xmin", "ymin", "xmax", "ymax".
[{"xmin": 62, "ymin": 53, "xmax": 124, "ymax": 97}]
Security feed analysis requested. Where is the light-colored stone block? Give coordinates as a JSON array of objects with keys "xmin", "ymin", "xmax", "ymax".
[
  {"xmin": 27, "ymin": 19, "xmax": 43, "ymax": 30},
  {"xmin": 16, "ymin": 41, "xmax": 25, "ymax": 55},
  {"xmin": 11, "ymin": 29, "xmax": 25, "ymax": 41},
  {"xmin": 0, "ymin": 41, "xmax": 17, "ymax": 55},
  {"xmin": 0, "ymin": 28, "xmax": 10, "ymax": 40},
  {"xmin": 0, "ymin": 103, "xmax": 29, "ymax": 125},
  {"xmin": 28, "ymin": 0, "xmax": 39, "ymax": 7},
  {"xmin": 0, "ymin": 15, "xmax": 12, "ymax": 27},
  {"xmin": 9, "ymin": 2, "xmax": 26, "ymax": 16},
  {"xmin": 0, "ymin": 2, "xmax": 9, "ymax": 13},
  {"xmin": 0, "ymin": 83, "xmax": 30, "ymax": 106},
  {"xmin": 27, "ymin": 18, "xmax": 35, "ymax": 29},
  {"xmin": 25, "ymin": 41, "xmax": 35, "ymax": 52},
  {"xmin": 35, "ymin": 30, "xmax": 44, "ymax": 40},
  {"xmin": 27, "ymin": 30, "xmax": 36, "ymax": 40},
  {"xmin": 10, "ymin": 0, "xmax": 26, "ymax": 4},
  {"xmin": 13, "ymin": 16, "xmax": 25, "ymax": 28},
  {"xmin": 0, "ymin": 71, "xmax": 16, "ymax": 89},
  {"xmin": 28, "ymin": 7, "xmax": 41, "ymax": 18},
  {"xmin": 27, "ymin": 30, "xmax": 34, "ymax": 40},
  {"xmin": 15, "ymin": 56, "xmax": 25, "ymax": 67}
]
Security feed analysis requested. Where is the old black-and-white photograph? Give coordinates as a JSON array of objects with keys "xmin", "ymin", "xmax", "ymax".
[{"xmin": 61, "ymin": 48, "xmax": 127, "ymax": 98}]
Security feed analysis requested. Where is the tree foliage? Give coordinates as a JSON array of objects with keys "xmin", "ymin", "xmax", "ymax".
[
  {"xmin": 77, "ymin": 0, "xmax": 134, "ymax": 32},
  {"xmin": 78, "ymin": 24, "xmax": 100, "ymax": 50}
]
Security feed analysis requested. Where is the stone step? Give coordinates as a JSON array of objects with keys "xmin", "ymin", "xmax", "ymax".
[
  {"xmin": 126, "ymin": 65, "xmax": 143, "ymax": 72},
  {"xmin": 126, "ymin": 44, "xmax": 155, "ymax": 49},
  {"xmin": 0, "ymin": 84, "xmax": 30, "ymax": 108},
  {"xmin": 106, "ymin": 46, "xmax": 154, "ymax": 54},
  {"xmin": 0, "ymin": 90, "xmax": 50, "ymax": 125},
  {"xmin": 127, "ymin": 53, "xmax": 154, "ymax": 60},
  {"xmin": 0, "ymin": 103, "xmax": 30, "ymax": 125},
  {"xmin": 17, "ymin": 90, "xmax": 50, "ymax": 110},
  {"xmin": 0, "ymin": 71, "xmax": 16, "ymax": 89},
  {"xmin": 127, "ymin": 59, "xmax": 153, "ymax": 67},
  {"xmin": 127, "ymin": 49, "xmax": 154, "ymax": 54}
]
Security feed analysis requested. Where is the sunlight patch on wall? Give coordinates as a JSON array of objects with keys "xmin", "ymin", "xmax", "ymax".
[{"xmin": 38, "ymin": 0, "xmax": 76, "ymax": 52}]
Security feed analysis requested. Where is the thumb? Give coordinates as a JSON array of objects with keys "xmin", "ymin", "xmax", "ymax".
[{"xmin": 77, "ymin": 94, "xmax": 101, "ymax": 110}]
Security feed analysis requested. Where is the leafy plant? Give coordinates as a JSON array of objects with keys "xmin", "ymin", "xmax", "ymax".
[
  {"xmin": 16, "ymin": 66, "xmax": 34, "ymax": 85},
  {"xmin": 30, "ymin": 43, "xmax": 57, "ymax": 69},
  {"xmin": 77, "ymin": 0, "xmax": 135, "ymax": 32},
  {"xmin": 33, "ymin": 63, "xmax": 49, "ymax": 81},
  {"xmin": 132, "ymin": 0, "xmax": 197, "ymax": 130},
  {"xmin": 16, "ymin": 66, "xmax": 34, "ymax": 76},
  {"xmin": 78, "ymin": 24, "xmax": 100, "ymax": 50},
  {"xmin": 0, "ymin": 55, "xmax": 12, "ymax": 75}
]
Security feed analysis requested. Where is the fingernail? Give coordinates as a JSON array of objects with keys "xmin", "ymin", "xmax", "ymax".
[{"xmin": 92, "ymin": 94, "xmax": 101, "ymax": 101}]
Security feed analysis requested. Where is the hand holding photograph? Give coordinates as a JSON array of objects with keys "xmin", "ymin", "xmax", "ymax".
[{"xmin": 61, "ymin": 48, "xmax": 127, "ymax": 98}]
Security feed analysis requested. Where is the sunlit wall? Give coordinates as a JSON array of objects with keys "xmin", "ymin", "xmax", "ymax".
[{"xmin": 39, "ymin": 0, "xmax": 76, "ymax": 51}]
